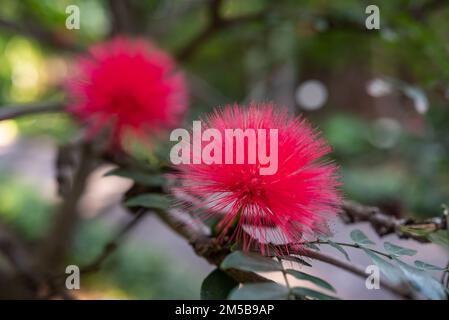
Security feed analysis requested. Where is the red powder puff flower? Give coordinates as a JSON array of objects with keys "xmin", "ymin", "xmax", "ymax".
[
  {"xmin": 67, "ymin": 37, "xmax": 187, "ymax": 147},
  {"xmin": 175, "ymin": 103, "xmax": 341, "ymax": 254}
]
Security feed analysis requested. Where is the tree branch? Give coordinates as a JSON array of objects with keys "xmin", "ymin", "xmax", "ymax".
[
  {"xmin": 154, "ymin": 208, "xmax": 271, "ymax": 283},
  {"xmin": 175, "ymin": 1, "xmax": 442, "ymax": 63},
  {"xmin": 37, "ymin": 142, "xmax": 96, "ymax": 271},
  {"xmin": 176, "ymin": 0, "xmax": 267, "ymax": 62},
  {"xmin": 80, "ymin": 209, "xmax": 148, "ymax": 275},
  {"xmin": 107, "ymin": 0, "xmax": 134, "ymax": 36},
  {"xmin": 341, "ymin": 200, "xmax": 447, "ymax": 241},
  {"xmin": 0, "ymin": 102, "xmax": 65, "ymax": 122}
]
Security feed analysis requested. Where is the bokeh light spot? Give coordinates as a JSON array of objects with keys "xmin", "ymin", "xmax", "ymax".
[{"xmin": 295, "ymin": 80, "xmax": 328, "ymax": 111}]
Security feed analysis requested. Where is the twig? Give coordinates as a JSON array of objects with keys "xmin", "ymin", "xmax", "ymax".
[
  {"xmin": 176, "ymin": 0, "xmax": 267, "ymax": 62},
  {"xmin": 441, "ymin": 260, "xmax": 449, "ymax": 286},
  {"xmin": 278, "ymin": 257, "xmax": 293, "ymax": 299},
  {"xmin": 153, "ymin": 208, "xmax": 271, "ymax": 283},
  {"xmin": 0, "ymin": 102, "xmax": 64, "ymax": 122},
  {"xmin": 107, "ymin": 0, "xmax": 134, "ymax": 35},
  {"xmin": 341, "ymin": 200, "xmax": 447, "ymax": 241},
  {"xmin": 300, "ymin": 248, "xmax": 413, "ymax": 299},
  {"xmin": 80, "ymin": 209, "xmax": 148, "ymax": 274},
  {"xmin": 306, "ymin": 240, "xmax": 394, "ymax": 260},
  {"xmin": 45, "ymin": 194, "xmax": 148, "ymax": 297}
]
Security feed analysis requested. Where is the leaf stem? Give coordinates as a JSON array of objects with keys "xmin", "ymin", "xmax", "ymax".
[
  {"xmin": 277, "ymin": 257, "xmax": 294, "ymax": 300},
  {"xmin": 301, "ymin": 249, "xmax": 413, "ymax": 299},
  {"xmin": 306, "ymin": 240, "xmax": 394, "ymax": 260}
]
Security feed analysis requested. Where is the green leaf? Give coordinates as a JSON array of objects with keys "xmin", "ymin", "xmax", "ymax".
[
  {"xmin": 105, "ymin": 168, "xmax": 165, "ymax": 187},
  {"xmin": 229, "ymin": 283, "xmax": 289, "ymax": 300},
  {"xmin": 201, "ymin": 268, "xmax": 239, "ymax": 300},
  {"xmin": 292, "ymin": 287, "xmax": 339, "ymax": 300},
  {"xmin": 350, "ymin": 229, "xmax": 375, "ymax": 246},
  {"xmin": 394, "ymin": 259, "xmax": 446, "ymax": 300},
  {"xmin": 363, "ymin": 249, "xmax": 404, "ymax": 285},
  {"xmin": 221, "ymin": 251, "xmax": 283, "ymax": 273},
  {"xmin": 286, "ymin": 269, "xmax": 335, "ymax": 292},
  {"xmin": 428, "ymin": 231, "xmax": 449, "ymax": 251},
  {"xmin": 327, "ymin": 240, "xmax": 350, "ymax": 261},
  {"xmin": 384, "ymin": 242, "xmax": 417, "ymax": 257},
  {"xmin": 125, "ymin": 194, "xmax": 171, "ymax": 210},
  {"xmin": 414, "ymin": 260, "xmax": 447, "ymax": 271},
  {"xmin": 280, "ymin": 256, "xmax": 312, "ymax": 267}
]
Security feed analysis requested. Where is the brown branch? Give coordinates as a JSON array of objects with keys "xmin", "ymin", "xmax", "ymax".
[
  {"xmin": 107, "ymin": 0, "xmax": 134, "ymax": 36},
  {"xmin": 0, "ymin": 102, "xmax": 64, "ymax": 122},
  {"xmin": 193, "ymin": 236, "xmax": 272, "ymax": 283},
  {"xmin": 341, "ymin": 200, "xmax": 447, "ymax": 241},
  {"xmin": 176, "ymin": 0, "xmax": 267, "ymax": 62},
  {"xmin": 73, "ymin": 203, "xmax": 266, "ymax": 283},
  {"xmin": 37, "ymin": 142, "xmax": 96, "ymax": 271},
  {"xmin": 154, "ymin": 208, "xmax": 270, "ymax": 283},
  {"xmin": 42, "ymin": 145, "xmax": 147, "ymax": 298},
  {"xmin": 40, "ymin": 208, "xmax": 147, "ymax": 289}
]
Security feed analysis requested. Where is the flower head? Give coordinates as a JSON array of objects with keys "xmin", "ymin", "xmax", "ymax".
[
  {"xmin": 67, "ymin": 37, "xmax": 187, "ymax": 147},
  {"xmin": 175, "ymin": 103, "xmax": 341, "ymax": 254}
]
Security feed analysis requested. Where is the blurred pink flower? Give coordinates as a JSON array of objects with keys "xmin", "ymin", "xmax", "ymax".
[{"xmin": 67, "ymin": 37, "xmax": 187, "ymax": 147}]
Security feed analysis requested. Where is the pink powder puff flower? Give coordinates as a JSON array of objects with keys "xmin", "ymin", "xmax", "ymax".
[
  {"xmin": 175, "ymin": 103, "xmax": 341, "ymax": 254},
  {"xmin": 66, "ymin": 37, "xmax": 187, "ymax": 147}
]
